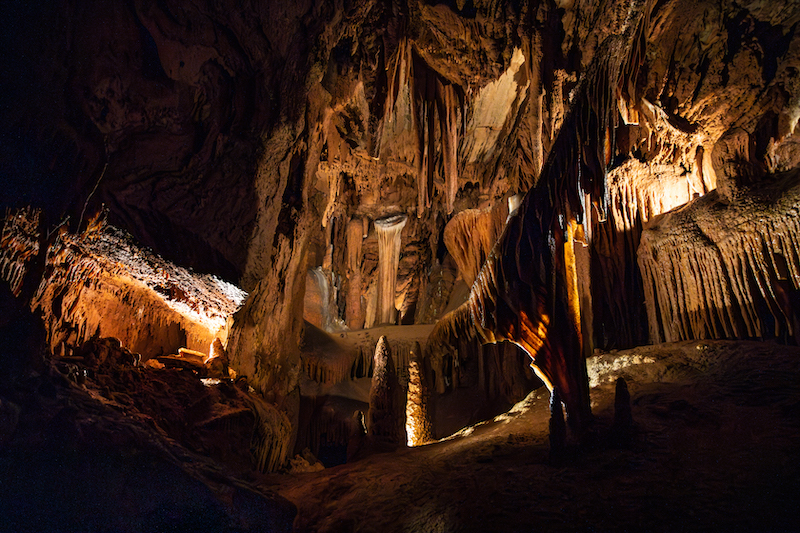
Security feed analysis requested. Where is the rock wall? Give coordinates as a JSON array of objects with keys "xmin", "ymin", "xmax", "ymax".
[
  {"xmin": 639, "ymin": 171, "xmax": 800, "ymax": 344},
  {"xmin": 3, "ymin": 0, "xmax": 800, "ymax": 468},
  {"xmin": 0, "ymin": 210, "xmax": 245, "ymax": 359}
]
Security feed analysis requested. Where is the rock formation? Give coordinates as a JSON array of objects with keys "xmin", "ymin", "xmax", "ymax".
[
  {"xmin": 0, "ymin": 209, "xmax": 245, "ymax": 359},
  {"xmin": 367, "ymin": 336, "xmax": 404, "ymax": 449},
  {"xmin": 2, "ymin": 0, "xmax": 800, "ymax": 527},
  {"xmin": 639, "ymin": 170, "xmax": 800, "ymax": 343},
  {"xmin": 374, "ymin": 215, "xmax": 408, "ymax": 326},
  {"xmin": 405, "ymin": 341, "xmax": 433, "ymax": 446}
]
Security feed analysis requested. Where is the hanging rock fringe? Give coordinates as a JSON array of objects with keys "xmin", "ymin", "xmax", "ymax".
[
  {"xmin": 444, "ymin": 204, "xmax": 510, "ymax": 288},
  {"xmin": 0, "ymin": 208, "xmax": 245, "ymax": 358},
  {"xmin": 638, "ymin": 173, "xmax": 800, "ymax": 344},
  {"xmin": 0, "ymin": 207, "xmax": 41, "ymax": 296},
  {"xmin": 424, "ymin": 0, "xmax": 655, "ymax": 434},
  {"xmin": 382, "ymin": 39, "xmax": 465, "ymax": 217}
]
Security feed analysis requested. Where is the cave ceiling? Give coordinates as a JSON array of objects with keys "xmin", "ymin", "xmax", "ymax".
[
  {"xmin": 1, "ymin": 0, "xmax": 798, "ymax": 347},
  {"xmin": 3, "ymin": 0, "xmax": 793, "ymax": 286}
]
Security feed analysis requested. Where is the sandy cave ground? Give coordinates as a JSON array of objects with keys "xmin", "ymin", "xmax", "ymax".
[{"xmin": 260, "ymin": 340, "xmax": 800, "ymax": 533}]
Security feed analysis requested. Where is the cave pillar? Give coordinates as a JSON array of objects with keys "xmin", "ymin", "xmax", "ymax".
[
  {"xmin": 374, "ymin": 215, "xmax": 407, "ymax": 326},
  {"xmin": 367, "ymin": 336, "xmax": 403, "ymax": 448},
  {"xmin": 345, "ymin": 218, "xmax": 364, "ymax": 330}
]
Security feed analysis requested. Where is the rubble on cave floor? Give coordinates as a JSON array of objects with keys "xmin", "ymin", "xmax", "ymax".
[{"xmin": 260, "ymin": 340, "xmax": 800, "ymax": 533}]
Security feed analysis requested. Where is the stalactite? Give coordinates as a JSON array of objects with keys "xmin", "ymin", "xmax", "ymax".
[
  {"xmin": 0, "ymin": 209, "xmax": 246, "ymax": 358},
  {"xmin": 299, "ymin": 324, "xmax": 355, "ymax": 387},
  {"xmin": 638, "ymin": 172, "xmax": 800, "ymax": 344},
  {"xmin": 414, "ymin": 258, "xmax": 457, "ymax": 324},
  {"xmin": 382, "ymin": 41, "xmax": 466, "ymax": 217},
  {"xmin": 367, "ymin": 336, "xmax": 403, "ymax": 448},
  {"xmin": 425, "ymin": 0, "xmax": 656, "ymax": 437},
  {"xmin": 302, "ymin": 400, "xmax": 353, "ymax": 463},
  {"xmin": 443, "ymin": 202, "xmax": 510, "ymax": 288},
  {"xmin": 0, "ymin": 207, "xmax": 41, "ymax": 297},
  {"xmin": 250, "ymin": 395, "xmax": 293, "ymax": 473},
  {"xmin": 375, "ymin": 215, "xmax": 407, "ymax": 325},
  {"xmin": 437, "ymin": 82, "xmax": 461, "ymax": 214},
  {"xmin": 306, "ymin": 267, "xmax": 346, "ymax": 332},
  {"xmin": 405, "ymin": 341, "xmax": 433, "ymax": 446}
]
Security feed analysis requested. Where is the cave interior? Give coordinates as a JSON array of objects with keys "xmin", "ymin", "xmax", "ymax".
[{"xmin": 2, "ymin": 0, "xmax": 800, "ymax": 531}]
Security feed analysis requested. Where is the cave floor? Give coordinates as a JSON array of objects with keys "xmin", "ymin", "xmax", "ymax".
[{"xmin": 259, "ymin": 340, "xmax": 800, "ymax": 533}]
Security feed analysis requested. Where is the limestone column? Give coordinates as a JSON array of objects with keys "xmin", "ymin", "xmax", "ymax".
[
  {"xmin": 345, "ymin": 218, "xmax": 364, "ymax": 329},
  {"xmin": 374, "ymin": 215, "xmax": 407, "ymax": 325},
  {"xmin": 405, "ymin": 341, "xmax": 432, "ymax": 446}
]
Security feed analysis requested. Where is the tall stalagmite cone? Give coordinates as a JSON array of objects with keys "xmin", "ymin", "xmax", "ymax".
[
  {"xmin": 612, "ymin": 377, "xmax": 634, "ymax": 445},
  {"xmin": 367, "ymin": 336, "xmax": 401, "ymax": 449},
  {"xmin": 405, "ymin": 341, "xmax": 433, "ymax": 446},
  {"xmin": 549, "ymin": 388, "xmax": 567, "ymax": 460}
]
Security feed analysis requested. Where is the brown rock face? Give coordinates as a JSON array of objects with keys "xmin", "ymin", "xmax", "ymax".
[
  {"xmin": 639, "ymin": 170, "xmax": 800, "ymax": 344},
  {"xmin": 3, "ymin": 0, "xmax": 800, "ymax": 475},
  {"xmin": 0, "ymin": 209, "xmax": 245, "ymax": 359},
  {"xmin": 405, "ymin": 341, "xmax": 433, "ymax": 446}
]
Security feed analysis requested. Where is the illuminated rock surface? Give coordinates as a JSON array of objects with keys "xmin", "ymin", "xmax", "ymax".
[
  {"xmin": 640, "ymin": 170, "xmax": 800, "ymax": 343},
  {"xmin": 2, "ymin": 0, "xmax": 800, "ymax": 529},
  {"xmin": 1, "ymin": 210, "xmax": 245, "ymax": 359}
]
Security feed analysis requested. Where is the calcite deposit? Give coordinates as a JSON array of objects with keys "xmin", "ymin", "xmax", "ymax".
[
  {"xmin": 3, "ymin": 0, "xmax": 800, "ymax": 529},
  {"xmin": 0, "ymin": 209, "xmax": 245, "ymax": 359}
]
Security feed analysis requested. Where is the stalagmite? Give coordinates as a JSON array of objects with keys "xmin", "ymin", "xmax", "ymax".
[
  {"xmin": 405, "ymin": 341, "xmax": 433, "ymax": 446},
  {"xmin": 612, "ymin": 377, "xmax": 634, "ymax": 445},
  {"xmin": 549, "ymin": 388, "xmax": 567, "ymax": 460},
  {"xmin": 438, "ymin": 83, "xmax": 461, "ymax": 215},
  {"xmin": 366, "ymin": 336, "xmax": 403, "ymax": 448},
  {"xmin": 374, "ymin": 215, "xmax": 407, "ymax": 325},
  {"xmin": 205, "ymin": 338, "xmax": 229, "ymax": 378}
]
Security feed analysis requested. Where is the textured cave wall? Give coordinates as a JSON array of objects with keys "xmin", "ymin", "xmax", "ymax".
[
  {"xmin": 1, "ymin": 0, "xmax": 333, "ymax": 287},
  {"xmin": 4, "ymin": 0, "xmax": 800, "ymax": 468},
  {"xmin": 590, "ymin": 0, "xmax": 800, "ymax": 347},
  {"xmin": 639, "ymin": 173, "xmax": 800, "ymax": 344},
  {"xmin": 1, "ymin": 209, "xmax": 245, "ymax": 359}
]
